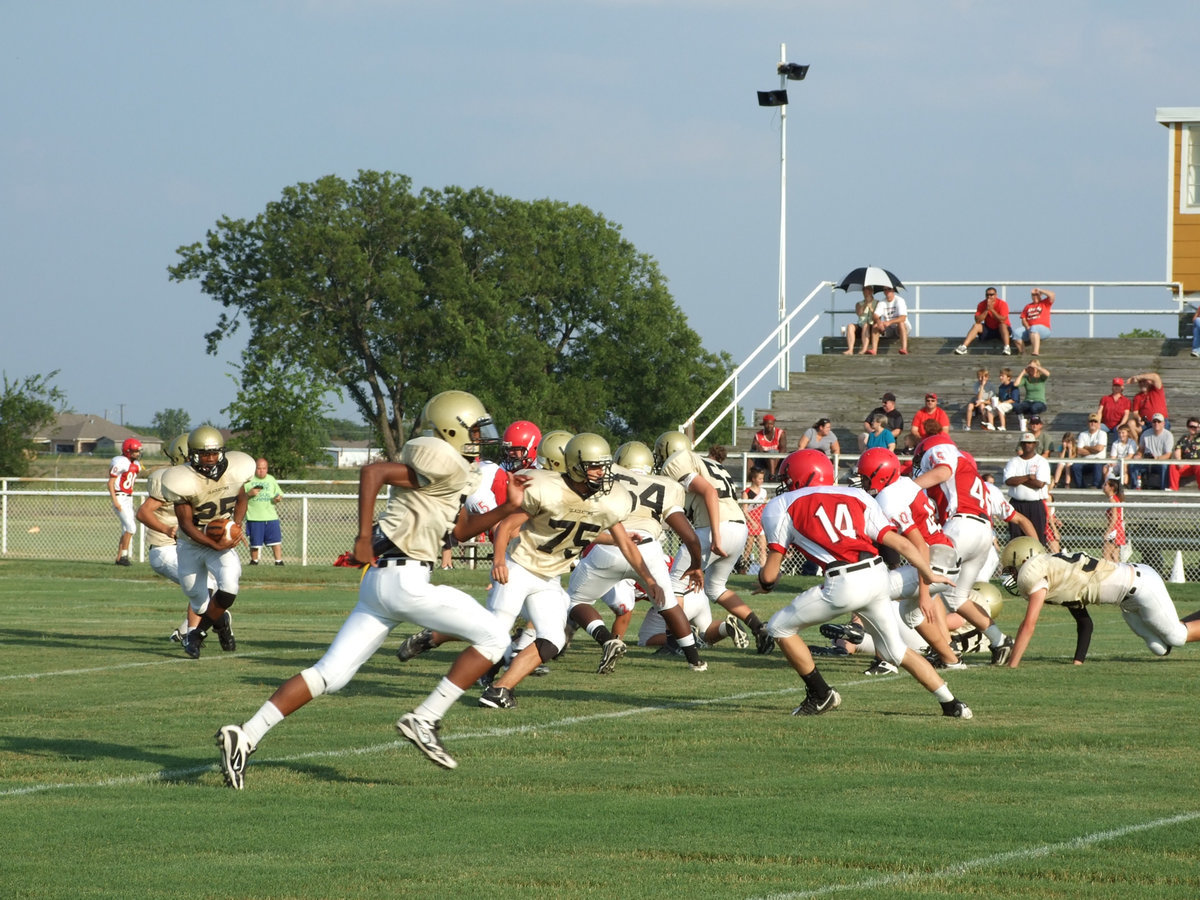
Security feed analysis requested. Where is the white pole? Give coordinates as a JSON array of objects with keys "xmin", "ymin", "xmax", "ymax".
[{"xmin": 777, "ymin": 42, "xmax": 788, "ymax": 389}]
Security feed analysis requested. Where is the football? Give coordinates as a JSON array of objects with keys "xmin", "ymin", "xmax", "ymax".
[{"xmin": 204, "ymin": 518, "xmax": 243, "ymax": 543}]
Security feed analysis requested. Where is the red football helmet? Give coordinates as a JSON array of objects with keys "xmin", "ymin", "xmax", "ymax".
[
  {"xmin": 501, "ymin": 420, "xmax": 541, "ymax": 472},
  {"xmin": 856, "ymin": 448, "xmax": 901, "ymax": 495},
  {"xmin": 121, "ymin": 438, "xmax": 142, "ymax": 459},
  {"xmin": 779, "ymin": 449, "xmax": 834, "ymax": 491}
]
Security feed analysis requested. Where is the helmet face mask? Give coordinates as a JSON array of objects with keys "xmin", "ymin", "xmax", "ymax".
[
  {"xmin": 564, "ymin": 433, "xmax": 614, "ymax": 494},
  {"xmin": 999, "ymin": 536, "xmax": 1046, "ymax": 595},
  {"xmin": 653, "ymin": 431, "xmax": 691, "ymax": 472},
  {"xmin": 416, "ymin": 391, "xmax": 500, "ymax": 459},
  {"xmin": 779, "ymin": 449, "xmax": 834, "ymax": 492},
  {"xmin": 501, "ymin": 420, "xmax": 541, "ymax": 472},
  {"xmin": 122, "ymin": 438, "xmax": 143, "ymax": 460},
  {"xmin": 614, "ymin": 441, "xmax": 655, "ymax": 475},
  {"xmin": 187, "ymin": 425, "xmax": 228, "ymax": 481}
]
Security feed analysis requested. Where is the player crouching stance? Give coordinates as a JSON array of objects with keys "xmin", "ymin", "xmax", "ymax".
[
  {"xmin": 756, "ymin": 450, "xmax": 973, "ymax": 719},
  {"xmin": 999, "ymin": 537, "xmax": 1200, "ymax": 667},
  {"xmin": 215, "ymin": 391, "xmax": 526, "ymax": 788}
]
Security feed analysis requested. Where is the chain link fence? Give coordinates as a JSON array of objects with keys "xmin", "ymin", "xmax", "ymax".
[{"xmin": 4, "ymin": 476, "xmax": 1200, "ymax": 582}]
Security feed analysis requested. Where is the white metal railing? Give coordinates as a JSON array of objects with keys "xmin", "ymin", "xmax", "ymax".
[{"xmin": 686, "ymin": 279, "xmax": 1190, "ymax": 451}]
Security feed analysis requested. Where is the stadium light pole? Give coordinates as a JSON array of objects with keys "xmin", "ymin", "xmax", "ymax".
[{"xmin": 758, "ymin": 45, "xmax": 809, "ymax": 389}]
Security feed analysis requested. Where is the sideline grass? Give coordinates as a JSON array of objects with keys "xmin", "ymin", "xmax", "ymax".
[{"xmin": 2, "ymin": 559, "xmax": 1200, "ymax": 899}]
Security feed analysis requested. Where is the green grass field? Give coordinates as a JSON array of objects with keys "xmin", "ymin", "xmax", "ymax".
[{"xmin": 3, "ymin": 559, "xmax": 1200, "ymax": 899}]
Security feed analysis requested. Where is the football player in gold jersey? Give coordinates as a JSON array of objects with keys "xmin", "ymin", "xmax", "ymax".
[
  {"xmin": 160, "ymin": 426, "xmax": 256, "ymax": 658},
  {"xmin": 1000, "ymin": 537, "xmax": 1200, "ymax": 667},
  {"xmin": 479, "ymin": 433, "xmax": 667, "ymax": 709},
  {"xmin": 216, "ymin": 391, "xmax": 531, "ymax": 786}
]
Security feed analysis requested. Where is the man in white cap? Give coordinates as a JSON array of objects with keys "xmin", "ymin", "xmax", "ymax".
[
  {"xmin": 1003, "ymin": 432, "xmax": 1051, "ymax": 543},
  {"xmin": 1131, "ymin": 413, "xmax": 1174, "ymax": 490}
]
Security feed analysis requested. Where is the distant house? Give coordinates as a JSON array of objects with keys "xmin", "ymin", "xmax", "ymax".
[
  {"xmin": 324, "ymin": 441, "xmax": 384, "ymax": 468},
  {"xmin": 1156, "ymin": 107, "xmax": 1200, "ymax": 298},
  {"xmin": 31, "ymin": 413, "xmax": 161, "ymax": 457}
]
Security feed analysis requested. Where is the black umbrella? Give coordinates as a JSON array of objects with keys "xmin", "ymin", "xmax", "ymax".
[{"xmin": 835, "ymin": 266, "xmax": 904, "ymax": 293}]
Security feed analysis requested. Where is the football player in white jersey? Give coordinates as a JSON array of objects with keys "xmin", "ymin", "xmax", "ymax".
[
  {"xmin": 134, "ymin": 433, "xmax": 217, "ymax": 642},
  {"xmin": 478, "ymin": 433, "xmax": 667, "ymax": 709},
  {"xmin": 655, "ymin": 430, "xmax": 773, "ymax": 653},
  {"xmin": 160, "ymin": 426, "xmax": 255, "ymax": 658},
  {"xmin": 108, "ymin": 437, "xmax": 143, "ymax": 566},
  {"xmin": 999, "ymin": 537, "xmax": 1200, "ymax": 668},
  {"xmin": 566, "ymin": 440, "xmax": 707, "ymax": 673},
  {"xmin": 216, "ymin": 390, "xmax": 530, "ymax": 786}
]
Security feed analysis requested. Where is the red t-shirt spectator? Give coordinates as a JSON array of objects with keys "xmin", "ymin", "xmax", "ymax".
[
  {"xmin": 1021, "ymin": 295, "xmax": 1053, "ymax": 329},
  {"xmin": 976, "ymin": 297, "xmax": 1010, "ymax": 330},
  {"xmin": 1097, "ymin": 380, "xmax": 1131, "ymax": 430}
]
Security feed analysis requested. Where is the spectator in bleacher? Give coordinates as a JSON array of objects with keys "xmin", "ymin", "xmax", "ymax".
[
  {"xmin": 1095, "ymin": 377, "xmax": 1132, "ymax": 434},
  {"xmin": 905, "ymin": 393, "xmax": 950, "ymax": 452},
  {"xmin": 863, "ymin": 414, "xmax": 896, "ymax": 452},
  {"xmin": 1191, "ymin": 305, "xmax": 1200, "ymax": 359},
  {"xmin": 867, "ymin": 288, "xmax": 910, "ymax": 355},
  {"xmin": 1103, "ymin": 424, "xmax": 1139, "ymax": 485},
  {"xmin": 1003, "ymin": 432, "xmax": 1051, "ymax": 545},
  {"xmin": 842, "ymin": 293, "xmax": 875, "ymax": 355},
  {"xmin": 1166, "ymin": 416, "xmax": 1200, "ymax": 491},
  {"xmin": 1014, "ymin": 288, "xmax": 1054, "ymax": 357},
  {"xmin": 1050, "ymin": 432, "xmax": 1076, "ymax": 490},
  {"xmin": 954, "ymin": 287, "xmax": 1012, "ymax": 356},
  {"xmin": 965, "ymin": 368, "xmax": 993, "ymax": 431},
  {"xmin": 1130, "ymin": 413, "xmax": 1174, "ymax": 490},
  {"xmin": 1013, "ymin": 360, "xmax": 1050, "ymax": 424},
  {"xmin": 867, "ymin": 392, "xmax": 904, "ymax": 440},
  {"xmin": 750, "ymin": 414, "xmax": 786, "ymax": 477},
  {"xmin": 1125, "ymin": 372, "xmax": 1169, "ymax": 434},
  {"xmin": 1070, "ymin": 414, "xmax": 1108, "ymax": 489},
  {"xmin": 983, "ymin": 367, "xmax": 1019, "ymax": 431},
  {"xmin": 797, "ymin": 417, "xmax": 841, "ymax": 461},
  {"xmin": 1026, "ymin": 414, "xmax": 1053, "ymax": 456}
]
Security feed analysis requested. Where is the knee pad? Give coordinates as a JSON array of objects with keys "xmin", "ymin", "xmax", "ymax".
[
  {"xmin": 300, "ymin": 666, "xmax": 327, "ymax": 699},
  {"xmin": 213, "ymin": 589, "xmax": 237, "ymax": 610},
  {"xmin": 534, "ymin": 637, "xmax": 560, "ymax": 662}
]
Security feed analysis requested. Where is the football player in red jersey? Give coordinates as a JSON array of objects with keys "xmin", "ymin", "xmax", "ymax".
[
  {"xmin": 756, "ymin": 450, "xmax": 973, "ymax": 719},
  {"xmin": 108, "ymin": 437, "xmax": 143, "ymax": 566},
  {"xmin": 912, "ymin": 431, "xmax": 1016, "ymax": 665}
]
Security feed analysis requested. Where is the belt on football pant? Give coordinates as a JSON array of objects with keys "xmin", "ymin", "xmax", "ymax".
[
  {"xmin": 952, "ymin": 513, "xmax": 989, "ymax": 524},
  {"xmin": 375, "ymin": 554, "xmax": 434, "ymax": 570},
  {"xmin": 826, "ymin": 556, "xmax": 885, "ymax": 577}
]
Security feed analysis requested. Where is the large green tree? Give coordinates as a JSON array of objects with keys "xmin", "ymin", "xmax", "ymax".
[
  {"xmin": 169, "ymin": 170, "xmax": 731, "ymax": 458},
  {"xmin": 151, "ymin": 407, "xmax": 191, "ymax": 443},
  {"xmin": 0, "ymin": 371, "xmax": 65, "ymax": 476}
]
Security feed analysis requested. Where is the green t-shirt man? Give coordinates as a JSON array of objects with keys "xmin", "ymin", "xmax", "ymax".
[{"xmin": 244, "ymin": 458, "xmax": 285, "ymax": 564}]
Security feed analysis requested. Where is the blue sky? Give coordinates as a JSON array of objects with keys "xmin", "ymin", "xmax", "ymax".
[{"xmin": 3, "ymin": 1, "xmax": 1198, "ymax": 430}]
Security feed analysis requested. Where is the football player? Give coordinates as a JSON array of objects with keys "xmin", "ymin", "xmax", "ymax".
[
  {"xmin": 999, "ymin": 537, "xmax": 1200, "ymax": 668},
  {"xmin": 756, "ymin": 450, "xmax": 972, "ymax": 719},
  {"xmin": 566, "ymin": 440, "xmax": 709, "ymax": 673},
  {"xmin": 134, "ymin": 433, "xmax": 216, "ymax": 642},
  {"xmin": 655, "ymin": 430, "xmax": 773, "ymax": 653},
  {"xmin": 160, "ymin": 426, "xmax": 256, "ymax": 659},
  {"xmin": 478, "ymin": 433, "xmax": 667, "ymax": 709},
  {"xmin": 912, "ymin": 431, "xmax": 1017, "ymax": 665},
  {"xmin": 216, "ymin": 390, "xmax": 529, "ymax": 786},
  {"xmin": 108, "ymin": 437, "xmax": 143, "ymax": 566}
]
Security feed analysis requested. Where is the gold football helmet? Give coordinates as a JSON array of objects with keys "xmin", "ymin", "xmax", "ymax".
[
  {"xmin": 565, "ymin": 433, "xmax": 614, "ymax": 494},
  {"xmin": 188, "ymin": 425, "xmax": 227, "ymax": 480},
  {"xmin": 653, "ymin": 430, "xmax": 691, "ymax": 471},
  {"xmin": 614, "ymin": 441, "xmax": 655, "ymax": 475},
  {"xmin": 999, "ymin": 536, "xmax": 1046, "ymax": 594},
  {"xmin": 166, "ymin": 433, "xmax": 190, "ymax": 465},
  {"xmin": 537, "ymin": 430, "xmax": 573, "ymax": 473},
  {"xmin": 415, "ymin": 391, "xmax": 500, "ymax": 459},
  {"xmin": 970, "ymin": 581, "xmax": 1004, "ymax": 620}
]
